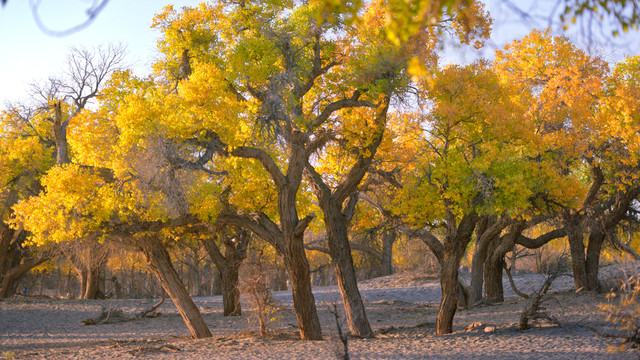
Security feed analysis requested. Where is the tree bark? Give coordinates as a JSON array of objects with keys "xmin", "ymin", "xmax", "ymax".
[
  {"xmin": 142, "ymin": 238, "xmax": 212, "ymax": 339},
  {"xmin": 567, "ymin": 227, "xmax": 587, "ymax": 291},
  {"xmin": 483, "ymin": 254, "xmax": 504, "ymax": 303},
  {"xmin": 469, "ymin": 217, "xmax": 491, "ymax": 305},
  {"xmin": 284, "ymin": 237, "xmax": 323, "ymax": 340},
  {"xmin": 201, "ymin": 229, "xmax": 249, "ymax": 316},
  {"xmin": 83, "ymin": 266, "xmax": 101, "ymax": 299},
  {"xmin": 324, "ymin": 202, "xmax": 373, "ymax": 338},
  {"xmin": 381, "ymin": 227, "xmax": 395, "ymax": 276},
  {"xmin": 220, "ymin": 266, "xmax": 241, "ymax": 316},
  {"xmin": 438, "ymin": 251, "xmax": 460, "ymax": 334},
  {"xmin": 585, "ymin": 230, "xmax": 605, "ymax": 292},
  {"xmin": 216, "ymin": 208, "xmax": 323, "ymax": 339},
  {"xmin": 436, "ymin": 212, "xmax": 477, "ymax": 335},
  {"xmin": 305, "ymin": 172, "xmax": 375, "ymax": 338}
]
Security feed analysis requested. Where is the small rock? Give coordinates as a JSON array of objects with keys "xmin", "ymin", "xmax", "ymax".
[
  {"xmin": 484, "ymin": 326, "xmax": 496, "ymax": 333},
  {"xmin": 464, "ymin": 322, "xmax": 484, "ymax": 331}
]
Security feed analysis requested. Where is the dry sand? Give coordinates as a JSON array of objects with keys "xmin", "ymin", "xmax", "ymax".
[{"xmin": 2, "ymin": 262, "xmax": 640, "ymax": 359}]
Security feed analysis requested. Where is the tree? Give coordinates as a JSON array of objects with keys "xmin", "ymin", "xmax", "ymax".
[
  {"xmin": 494, "ymin": 29, "xmax": 613, "ymax": 292},
  {"xmin": 201, "ymin": 226, "xmax": 251, "ymax": 316},
  {"xmin": 13, "ymin": 67, "xmax": 214, "ymax": 338},
  {"xmin": 0, "ymin": 105, "xmax": 53, "ymax": 298},
  {"xmin": 394, "ymin": 61, "xmax": 535, "ymax": 334}
]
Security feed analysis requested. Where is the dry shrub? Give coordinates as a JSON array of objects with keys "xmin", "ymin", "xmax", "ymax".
[
  {"xmin": 394, "ymin": 238, "xmax": 439, "ymax": 275},
  {"xmin": 599, "ymin": 275, "xmax": 640, "ymax": 352},
  {"xmin": 240, "ymin": 254, "xmax": 278, "ymax": 336}
]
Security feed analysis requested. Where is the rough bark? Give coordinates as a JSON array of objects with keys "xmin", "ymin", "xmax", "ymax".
[
  {"xmin": 0, "ymin": 228, "xmax": 46, "ymax": 299},
  {"xmin": 216, "ymin": 208, "xmax": 322, "ymax": 339},
  {"xmin": 483, "ymin": 252, "xmax": 504, "ymax": 303},
  {"xmin": 585, "ymin": 230, "xmax": 605, "ymax": 292},
  {"xmin": 284, "ymin": 242, "xmax": 323, "ymax": 339},
  {"xmin": 325, "ymin": 205, "xmax": 373, "ymax": 338},
  {"xmin": 437, "ymin": 250, "xmax": 460, "ymax": 335},
  {"xmin": 381, "ymin": 228, "xmax": 395, "ymax": 276},
  {"xmin": 142, "ymin": 238, "xmax": 212, "ymax": 339},
  {"xmin": 436, "ymin": 212, "xmax": 477, "ymax": 335},
  {"xmin": 567, "ymin": 226, "xmax": 588, "ymax": 291},
  {"xmin": 66, "ymin": 243, "xmax": 109, "ymax": 299},
  {"xmin": 305, "ymin": 168, "xmax": 374, "ymax": 338},
  {"xmin": 220, "ymin": 266, "xmax": 241, "ymax": 316},
  {"xmin": 484, "ymin": 220, "xmax": 528, "ymax": 303},
  {"xmin": 201, "ymin": 228, "xmax": 249, "ymax": 316},
  {"xmin": 469, "ymin": 217, "xmax": 491, "ymax": 305}
]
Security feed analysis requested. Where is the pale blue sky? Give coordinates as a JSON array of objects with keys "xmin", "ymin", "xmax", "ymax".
[
  {"xmin": 1, "ymin": 0, "xmax": 639, "ymax": 107},
  {"xmin": 0, "ymin": 0, "xmax": 194, "ymax": 106}
]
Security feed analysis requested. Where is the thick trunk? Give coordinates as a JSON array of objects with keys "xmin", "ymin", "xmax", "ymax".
[
  {"xmin": 567, "ymin": 228, "xmax": 587, "ymax": 291},
  {"xmin": 585, "ymin": 230, "xmax": 605, "ymax": 292},
  {"xmin": 285, "ymin": 243, "xmax": 323, "ymax": 340},
  {"xmin": 437, "ymin": 251, "xmax": 460, "ymax": 335},
  {"xmin": 483, "ymin": 256, "xmax": 504, "ymax": 303},
  {"xmin": 0, "ymin": 255, "xmax": 49, "ymax": 298},
  {"xmin": 83, "ymin": 266, "xmax": 102, "ymax": 299},
  {"xmin": 436, "ymin": 212, "xmax": 477, "ymax": 335},
  {"xmin": 142, "ymin": 239, "xmax": 211, "ymax": 339},
  {"xmin": 470, "ymin": 237, "xmax": 491, "ymax": 305},
  {"xmin": 0, "ymin": 226, "xmax": 14, "ymax": 277},
  {"xmin": 201, "ymin": 230, "xmax": 248, "ymax": 317},
  {"xmin": 324, "ymin": 200, "xmax": 373, "ymax": 338},
  {"xmin": 381, "ymin": 230, "xmax": 394, "ymax": 276},
  {"xmin": 220, "ymin": 266, "xmax": 242, "ymax": 316}
]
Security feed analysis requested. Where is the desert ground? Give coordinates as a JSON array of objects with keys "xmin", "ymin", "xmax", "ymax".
[{"xmin": 2, "ymin": 262, "xmax": 640, "ymax": 359}]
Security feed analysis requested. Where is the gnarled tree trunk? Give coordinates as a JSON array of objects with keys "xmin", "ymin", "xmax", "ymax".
[
  {"xmin": 483, "ymin": 253, "xmax": 504, "ymax": 303},
  {"xmin": 585, "ymin": 230, "xmax": 605, "ymax": 292},
  {"xmin": 202, "ymin": 228, "xmax": 250, "ymax": 316},
  {"xmin": 142, "ymin": 238, "xmax": 211, "ymax": 339},
  {"xmin": 567, "ymin": 226, "xmax": 588, "ymax": 291},
  {"xmin": 469, "ymin": 217, "xmax": 491, "ymax": 305},
  {"xmin": 220, "ymin": 266, "xmax": 241, "ymax": 316},
  {"xmin": 436, "ymin": 212, "xmax": 477, "ymax": 335},
  {"xmin": 284, "ymin": 239, "xmax": 323, "ymax": 340},
  {"xmin": 327, "ymin": 214, "xmax": 373, "ymax": 338},
  {"xmin": 438, "ymin": 251, "xmax": 461, "ymax": 334}
]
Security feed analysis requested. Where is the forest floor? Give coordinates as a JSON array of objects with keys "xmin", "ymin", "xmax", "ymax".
[{"xmin": 2, "ymin": 262, "xmax": 640, "ymax": 359}]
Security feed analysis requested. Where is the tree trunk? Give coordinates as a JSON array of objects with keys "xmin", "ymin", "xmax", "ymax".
[
  {"xmin": 567, "ymin": 227, "xmax": 587, "ymax": 291},
  {"xmin": 437, "ymin": 251, "xmax": 460, "ymax": 335},
  {"xmin": 83, "ymin": 266, "xmax": 101, "ymax": 299},
  {"xmin": 436, "ymin": 212, "xmax": 477, "ymax": 335},
  {"xmin": 381, "ymin": 229, "xmax": 395, "ymax": 276},
  {"xmin": 470, "ymin": 237, "xmax": 490, "ymax": 305},
  {"xmin": 483, "ymin": 255, "xmax": 504, "ymax": 303},
  {"xmin": 585, "ymin": 230, "xmax": 605, "ymax": 292},
  {"xmin": 220, "ymin": 266, "xmax": 242, "ymax": 316},
  {"xmin": 201, "ymin": 229, "xmax": 249, "ymax": 316},
  {"xmin": 142, "ymin": 239, "xmax": 212, "ymax": 339},
  {"xmin": 285, "ymin": 241, "xmax": 323, "ymax": 340},
  {"xmin": 0, "ymin": 255, "xmax": 49, "ymax": 298},
  {"xmin": 211, "ymin": 269, "xmax": 222, "ymax": 295},
  {"xmin": 0, "ymin": 226, "xmax": 15, "ymax": 278},
  {"xmin": 324, "ymin": 200, "xmax": 373, "ymax": 338}
]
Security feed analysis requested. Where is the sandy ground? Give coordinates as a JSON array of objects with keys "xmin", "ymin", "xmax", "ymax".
[{"xmin": 2, "ymin": 262, "xmax": 640, "ymax": 359}]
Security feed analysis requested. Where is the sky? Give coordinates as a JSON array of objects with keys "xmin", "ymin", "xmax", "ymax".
[
  {"xmin": 0, "ymin": 0, "xmax": 194, "ymax": 106},
  {"xmin": 1, "ymin": 0, "xmax": 639, "ymax": 108}
]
